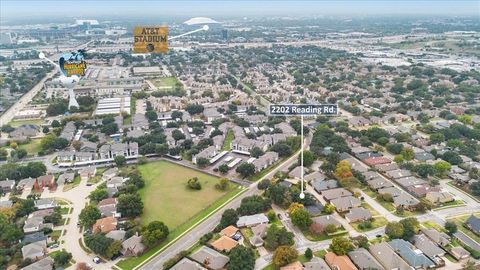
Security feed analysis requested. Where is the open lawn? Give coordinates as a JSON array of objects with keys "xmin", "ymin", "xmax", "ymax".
[
  {"xmin": 117, "ymin": 160, "xmax": 244, "ymax": 270},
  {"xmin": 352, "ymin": 217, "xmax": 388, "ymax": 232},
  {"xmin": 222, "ymin": 129, "xmax": 234, "ymax": 151},
  {"xmin": 138, "ymin": 160, "xmax": 239, "ymax": 227},
  {"xmin": 151, "ymin": 77, "xmax": 180, "ymax": 90},
  {"xmin": 17, "ymin": 138, "xmax": 42, "ymax": 155},
  {"xmin": 8, "ymin": 119, "xmax": 44, "ymax": 127}
]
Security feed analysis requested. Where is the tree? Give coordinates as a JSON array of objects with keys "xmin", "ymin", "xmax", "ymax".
[
  {"xmin": 385, "ymin": 221, "xmax": 405, "ymax": 239},
  {"xmin": 44, "ymin": 211, "xmax": 62, "ymax": 226},
  {"xmin": 215, "ymin": 178, "xmax": 229, "ymax": 191},
  {"xmin": 324, "ymin": 223, "xmax": 338, "ymax": 234},
  {"xmin": 323, "ymin": 203, "xmax": 336, "ymax": 214},
  {"xmin": 185, "ymin": 104, "xmax": 204, "ymax": 115},
  {"xmin": 386, "ymin": 143, "xmax": 404, "ymax": 155},
  {"xmin": 265, "ymin": 224, "xmax": 294, "ymax": 250},
  {"xmin": 305, "ymin": 248, "xmax": 313, "ymax": 260},
  {"xmin": 117, "ymin": 193, "xmax": 143, "ymax": 218},
  {"xmin": 271, "ymin": 142, "xmax": 293, "ymax": 157},
  {"xmin": 442, "ymin": 151, "xmax": 462, "ymax": 165},
  {"xmin": 172, "ymin": 129, "xmax": 185, "ymax": 141},
  {"xmin": 218, "ymin": 164, "xmax": 229, "ymax": 174},
  {"xmin": 400, "ymin": 147, "xmax": 414, "ymax": 161},
  {"xmin": 85, "ymin": 234, "xmax": 112, "ymax": 256},
  {"xmin": 413, "ymin": 164, "xmax": 434, "ymax": 178},
  {"xmin": 218, "ymin": 209, "xmax": 238, "ymax": 230},
  {"xmin": 433, "ymin": 161, "xmax": 452, "ymax": 177},
  {"xmin": 399, "ymin": 217, "xmax": 419, "ymax": 240},
  {"xmin": 257, "ymin": 179, "xmax": 271, "ymax": 190},
  {"xmin": 145, "ymin": 111, "xmax": 158, "ymax": 121},
  {"xmin": 287, "ymin": 203, "xmax": 304, "ymax": 215},
  {"xmin": 267, "ymin": 184, "xmax": 290, "ymax": 208},
  {"xmin": 273, "ymin": 246, "xmax": 298, "ymax": 267},
  {"xmin": 430, "ymin": 133, "xmax": 445, "ymax": 144},
  {"xmin": 72, "ymin": 140, "xmax": 82, "ymax": 151},
  {"xmin": 229, "ymin": 245, "xmax": 255, "ymax": 270},
  {"xmin": 300, "ymin": 150, "xmax": 316, "ymax": 167},
  {"xmin": 142, "ymin": 221, "xmax": 169, "ymax": 247},
  {"xmin": 196, "ymin": 157, "xmax": 210, "ymax": 168},
  {"xmin": 105, "ymin": 240, "xmax": 122, "ymax": 258},
  {"xmin": 290, "ymin": 208, "xmax": 312, "ymax": 230},
  {"xmin": 52, "ymin": 250, "xmax": 72, "ymax": 267},
  {"xmin": 16, "ymin": 149, "xmax": 27, "ymax": 159},
  {"xmin": 237, "ymin": 195, "xmax": 271, "ymax": 216},
  {"xmin": 330, "ymin": 236, "xmax": 355, "ymax": 255},
  {"xmin": 236, "ymin": 163, "xmax": 256, "ymax": 178},
  {"xmin": 445, "ymin": 221, "xmax": 458, "ymax": 235},
  {"xmin": 187, "ymin": 177, "xmax": 202, "ymax": 190},
  {"xmin": 88, "ymin": 188, "xmax": 109, "ymax": 202},
  {"xmin": 79, "ymin": 205, "xmax": 101, "ymax": 228},
  {"xmin": 250, "ymin": 147, "xmax": 264, "ymax": 158},
  {"xmin": 334, "ymin": 160, "xmax": 352, "ymax": 179},
  {"xmin": 114, "ymin": 155, "xmax": 126, "ymax": 167}
]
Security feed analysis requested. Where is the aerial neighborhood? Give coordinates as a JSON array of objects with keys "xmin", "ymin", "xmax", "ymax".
[{"xmin": 0, "ymin": 3, "xmax": 480, "ymax": 270}]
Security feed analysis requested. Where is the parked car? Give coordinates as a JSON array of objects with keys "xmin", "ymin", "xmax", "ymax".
[{"xmin": 93, "ymin": 257, "xmax": 101, "ymax": 264}]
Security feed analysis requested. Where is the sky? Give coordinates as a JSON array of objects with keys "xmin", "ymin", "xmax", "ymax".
[{"xmin": 1, "ymin": 0, "xmax": 479, "ymax": 21}]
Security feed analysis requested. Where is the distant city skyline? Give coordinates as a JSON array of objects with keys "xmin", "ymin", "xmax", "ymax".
[{"xmin": 1, "ymin": 0, "xmax": 479, "ymax": 23}]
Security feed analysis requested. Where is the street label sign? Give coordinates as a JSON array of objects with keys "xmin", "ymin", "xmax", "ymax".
[
  {"xmin": 269, "ymin": 104, "xmax": 338, "ymax": 116},
  {"xmin": 133, "ymin": 26, "xmax": 169, "ymax": 53}
]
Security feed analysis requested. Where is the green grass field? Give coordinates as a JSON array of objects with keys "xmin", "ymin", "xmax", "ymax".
[
  {"xmin": 222, "ymin": 129, "xmax": 234, "ymax": 151},
  {"xmin": 117, "ymin": 160, "xmax": 245, "ymax": 270},
  {"xmin": 138, "ymin": 160, "xmax": 238, "ymax": 227},
  {"xmin": 17, "ymin": 138, "xmax": 42, "ymax": 155},
  {"xmin": 152, "ymin": 77, "xmax": 180, "ymax": 89},
  {"xmin": 8, "ymin": 119, "xmax": 44, "ymax": 127}
]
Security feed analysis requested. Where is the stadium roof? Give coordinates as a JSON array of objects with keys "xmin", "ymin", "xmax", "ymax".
[{"xmin": 184, "ymin": 17, "xmax": 220, "ymax": 25}]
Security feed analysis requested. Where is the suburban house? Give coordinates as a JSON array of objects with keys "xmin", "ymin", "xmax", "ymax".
[
  {"xmin": 93, "ymin": 216, "xmax": 118, "ymax": 234},
  {"xmin": 280, "ymin": 261, "xmax": 304, "ymax": 270},
  {"xmin": 304, "ymin": 257, "xmax": 331, "ymax": 270},
  {"xmin": 57, "ymin": 172, "xmax": 75, "ymax": 184},
  {"xmin": 121, "ymin": 234, "xmax": 145, "ymax": 257},
  {"xmin": 80, "ymin": 167, "xmax": 96, "ymax": 181},
  {"xmin": 106, "ymin": 230, "xmax": 126, "ymax": 242},
  {"xmin": 388, "ymin": 239, "xmax": 435, "ymax": 269},
  {"xmin": 211, "ymin": 235, "xmax": 238, "ymax": 252},
  {"xmin": 345, "ymin": 207, "xmax": 372, "ymax": 223},
  {"xmin": 190, "ymin": 246, "xmax": 229, "ymax": 270},
  {"xmin": 310, "ymin": 215, "xmax": 342, "ymax": 234},
  {"xmin": 393, "ymin": 192, "xmax": 420, "ymax": 210},
  {"xmin": 425, "ymin": 191, "xmax": 454, "ymax": 204},
  {"xmin": 321, "ymin": 188, "xmax": 352, "ymax": 201},
  {"xmin": 34, "ymin": 198, "xmax": 56, "ymax": 210},
  {"xmin": 369, "ymin": 242, "xmax": 412, "ymax": 270},
  {"xmin": 192, "ymin": 146, "xmax": 217, "ymax": 164},
  {"xmin": 330, "ymin": 196, "xmax": 361, "ymax": 213},
  {"xmin": 412, "ymin": 234, "xmax": 446, "ymax": 266},
  {"xmin": 236, "ymin": 213, "xmax": 269, "ymax": 227},
  {"xmin": 465, "ymin": 215, "xmax": 480, "ymax": 235},
  {"xmin": 98, "ymin": 198, "xmax": 121, "ymax": 218},
  {"xmin": 21, "ymin": 240, "xmax": 47, "ymax": 260},
  {"xmin": 21, "ymin": 257, "xmax": 54, "ymax": 270},
  {"xmin": 170, "ymin": 258, "xmax": 207, "ymax": 270},
  {"xmin": 325, "ymin": 252, "xmax": 358, "ymax": 270},
  {"xmin": 0, "ymin": 179, "xmax": 15, "ymax": 192},
  {"xmin": 220, "ymin": 225, "xmax": 241, "ymax": 240},
  {"xmin": 348, "ymin": 248, "xmax": 385, "ymax": 270},
  {"xmin": 420, "ymin": 228, "xmax": 451, "ymax": 247}
]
